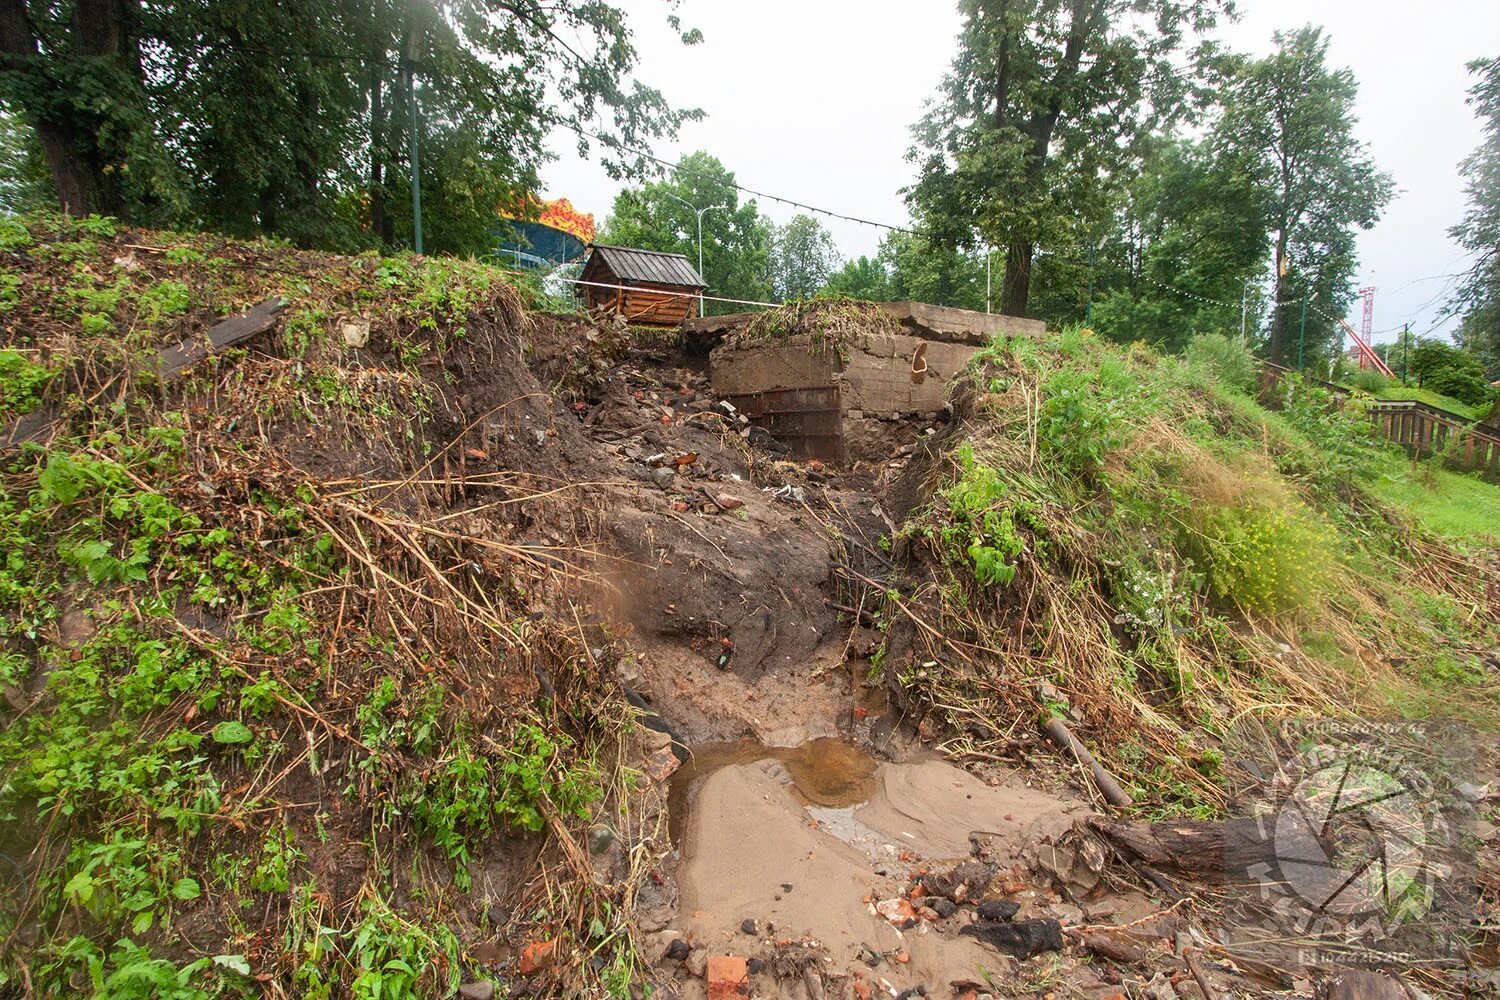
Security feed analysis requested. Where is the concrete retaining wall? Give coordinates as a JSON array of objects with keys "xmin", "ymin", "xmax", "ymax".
[{"xmin": 708, "ymin": 328, "xmax": 981, "ymax": 463}]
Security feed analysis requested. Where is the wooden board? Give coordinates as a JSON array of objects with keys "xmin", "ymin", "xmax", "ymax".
[
  {"xmin": 1, "ymin": 297, "xmax": 286, "ymax": 454},
  {"xmin": 157, "ymin": 297, "xmax": 286, "ymax": 378}
]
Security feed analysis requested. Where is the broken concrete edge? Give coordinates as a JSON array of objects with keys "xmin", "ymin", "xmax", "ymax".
[
  {"xmin": 683, "ymin": 300, "xmax": 1045, "ymax": 346},
  {"xmin": 705, "ymin": 328, "xmax": 976, "ymax": 463}
]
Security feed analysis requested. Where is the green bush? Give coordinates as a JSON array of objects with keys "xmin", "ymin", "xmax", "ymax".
[
  {"xmin": 935, "ymin": 442, "xmax": 1026, "ymax": 586},
  {"xmin": 1037, "ymin": 354, "xmax": 1136, "ymax": 470},
  {"xmin": 1348, "ymin": 368, "xmax": 1390, "ymax": 393},
  {"xmin": 1193, "ymin": 501, "xmax": 1335, "ymax": 614},
  {"xmin": 1184, "ymin": 333, "xmax": 1257, "ymax": 394},
  {"xmin": 1409, "ymin": 339, "xmax": 1493, "ymax": 408}
]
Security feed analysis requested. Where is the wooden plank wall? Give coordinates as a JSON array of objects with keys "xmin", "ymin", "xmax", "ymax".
[{"xmin": 585, "ymin": 281, "xmax": 697, "ymax": 327}]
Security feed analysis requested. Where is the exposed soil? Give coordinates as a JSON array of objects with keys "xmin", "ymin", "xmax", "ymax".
[
  {"xmin": 7, "ymin": 222, "xmax": 1494, "ymax": 999},
  {"xmin": 669, "ymin": 746, "xmax": 1087, "ymax": 991},
  {"xmin": 530, "ymin": 326, "xmax": 1271, "ymax": 1000}
]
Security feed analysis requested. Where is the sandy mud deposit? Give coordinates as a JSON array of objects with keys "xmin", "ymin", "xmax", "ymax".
[{"xmin": 667, "ymin": 742, "xmax": 1087, "ymax": 997}]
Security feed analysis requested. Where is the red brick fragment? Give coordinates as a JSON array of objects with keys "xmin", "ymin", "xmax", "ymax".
[{"xmin": 707, "ymin": 955, "xmax": 748, "ymax": 999}]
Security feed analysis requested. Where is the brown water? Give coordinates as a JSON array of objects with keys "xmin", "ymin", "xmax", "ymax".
[{"xmin": 667, "ymin": 737, "xmax": 879, "ymax": 843}]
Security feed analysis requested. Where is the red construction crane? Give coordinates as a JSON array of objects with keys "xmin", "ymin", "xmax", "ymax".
[{"xmin": 1345, "ymin": 285, "xmax": 1395, "ymax": 377}]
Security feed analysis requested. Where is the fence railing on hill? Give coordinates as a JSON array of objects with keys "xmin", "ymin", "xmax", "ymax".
[{"xmin": 1259, "ymin": 362, "xmax": 1500, "ymax": 481}]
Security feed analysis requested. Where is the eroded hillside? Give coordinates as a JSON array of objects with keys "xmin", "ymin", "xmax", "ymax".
[{"xmin": 1, "ymin": 217, "xmax": 1497, "ymax": 999}]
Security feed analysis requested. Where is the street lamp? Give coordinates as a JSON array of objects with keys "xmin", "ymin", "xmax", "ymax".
[{"xmin": 664, "ymin": 192, "xmax": 718, "ymax": 317}]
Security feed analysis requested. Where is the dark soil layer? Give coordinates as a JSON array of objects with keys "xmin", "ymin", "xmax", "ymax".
[{"xmin": 0, "ymin": 218, "xmax": 898, "ymax": 997}]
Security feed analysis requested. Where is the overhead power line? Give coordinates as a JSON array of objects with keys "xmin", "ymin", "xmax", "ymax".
[
  {"xmin": 539, "ymin": 110, "xmax": 915, "ymax": 234},
  {"xmin": 558, "ymin": 276, "xmax": 778, "ymax": 310},
  {"xmin": 154, "ymin": 35, "xmax": 918, "ymax": 236},
  {"xmin": 123, "ymin": 36, "xmax": 1470, "ymax": 323}
]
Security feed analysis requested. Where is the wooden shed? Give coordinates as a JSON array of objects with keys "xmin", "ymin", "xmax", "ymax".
[{"xmin": 579, "ymin": 244, "xmax": 706, "ymax": 326}]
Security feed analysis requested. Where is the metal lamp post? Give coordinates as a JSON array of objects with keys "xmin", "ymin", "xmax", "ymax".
[{"xmin": 665, "ymin": 192, "xmax": 717, "ymax": 317}]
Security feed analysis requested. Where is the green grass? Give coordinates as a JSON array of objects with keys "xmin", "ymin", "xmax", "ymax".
[
  {"xmin": 1372, "ymin": 385, "xmax": 1490, "ymax": 423},
  {"xmin": 1366, "ymin": 457, "xmax": 1500, "ymax": 548}
]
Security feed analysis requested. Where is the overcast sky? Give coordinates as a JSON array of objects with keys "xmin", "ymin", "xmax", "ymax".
[{"xmin": 541, "ymin": 1, "xmax": 1499, "ymax": 344}]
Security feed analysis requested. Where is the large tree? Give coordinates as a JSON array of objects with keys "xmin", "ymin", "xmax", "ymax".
[
  {"xmin": 769, "ymin": 213, "xmax": 839, "ymax": 301},
  {"xmin": 1212, "ymin": 26, "xmax": 1392, "ymax": 368},
  {"xmin": 1089, "ymin": 137, "xmax": 1269, "ymax": 351},
  {"xmin": 599, "ymin": 150, "xmax": 774, "ymax": 312},
  {"xmin": 880, "ymin": 229, "xmax": 990, "ymax": 312},
  {"xmin": 820, "ymin": 254, "xmax": 894, "ymax": 301},
  {"xmin": 1451, "ymin": 57, "xmax": 1500, "ymax": 377},
  {"xmin": 0, "ymin": 0, "xmax": 694, "ymax": 253},
  {"xmin": 906, "ymin": 0, "xmax": 1232, "ymax": 319}
]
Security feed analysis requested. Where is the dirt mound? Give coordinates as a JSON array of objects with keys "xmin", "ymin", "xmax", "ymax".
[
  {"xmin": 0, "ymin": 216, "xmax": 909, "ymax": 995},
  {"xmin": 0, "ymin": 217, "xmax": 646, "ymax": 994}
]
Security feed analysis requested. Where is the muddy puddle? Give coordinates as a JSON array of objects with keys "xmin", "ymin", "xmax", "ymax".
[
  {"xmin": 667, "ymin": 737, "xmax": 878, "ymax": 843},
  {"xmin": 665, "ymin": 737, "xmax": 1092, "ymax": 991}
]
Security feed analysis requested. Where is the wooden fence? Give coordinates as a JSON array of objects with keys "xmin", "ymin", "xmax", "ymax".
[
  {"xmin": 1259, "ymin": 363, "xmax": 1500, "ymax": 481},
  {"xmin": 1366, "ymin": 399, "xmax": 1500, "ymax": 479}
]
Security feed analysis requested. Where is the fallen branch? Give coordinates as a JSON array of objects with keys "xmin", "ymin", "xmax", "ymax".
[{"xmin": 1042, "ymin": 715, "xmax": 1133, "ymax": 808}]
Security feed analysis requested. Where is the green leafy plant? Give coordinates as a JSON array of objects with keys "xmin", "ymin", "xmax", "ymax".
[
  {"xmin": 932, "ymin": 442, "xmax": 1026, "ymax": 586},
  {"xmin": 0, "ymin": 348, "xmax": 51, "ymax": 416}
]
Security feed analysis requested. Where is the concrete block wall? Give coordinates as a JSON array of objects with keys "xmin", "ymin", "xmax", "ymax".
[
  {"xmin": 708, "ymin": 328, "xmax": 980, "ymax": 463},
  {"xmin": 709, "ymin": 334, "xmax": 838, "ymax": 397},
  {"xmin": 838, "ymin": 333, "xmax": 979, "ymax": 414}
]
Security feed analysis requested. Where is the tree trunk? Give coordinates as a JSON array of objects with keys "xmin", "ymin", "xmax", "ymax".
[
  {"xmin": 32, "ymin": 124, "xmax": 99, "ymax": 215},
  {"xmin": 0, "ymin": 0, "xmax": 140, "ymax": 217},
  {"xmin": 1002, "ymin": 237, "xmax": 1033, "ymax": 316},
  {"xmin": 368, "ymin": 66, "xmax": 391, "ymax": 246},
  {"xmin": 996, "ymin": 0, "xmax": 1093, "ymax": 317},
  {"xmin": 1269, "ymin": 235, "xmax": 1289, "ymax": 366},
  {"xmin": 1093, "ymin": 816, "xmax": 1325, "ymax": 879},
  {"xmin": 0, "ymin": 0, "xmax": 93, "ymax": 213}
]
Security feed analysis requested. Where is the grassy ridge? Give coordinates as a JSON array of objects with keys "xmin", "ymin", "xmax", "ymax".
[
  {"xmin": 1372, "ymin": 384, "xmax": 1492, "ymax": 423},
  {"xmin": 884, "ymin": 328, "xmax": 1499, "ymax": 817}
]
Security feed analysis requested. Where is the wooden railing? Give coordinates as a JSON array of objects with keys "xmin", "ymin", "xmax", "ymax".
[
  {"xmin": 1259, "ymin": 362, "xmax": 1500, "ymax": 481},
  {"xmin": 1365, "ymin": 399, "xmax": 1500, "ymax": 479}
]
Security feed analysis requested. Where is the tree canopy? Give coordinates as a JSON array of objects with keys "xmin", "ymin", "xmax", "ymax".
[
  {"xmin": 0, "ymin": 0, "xmax": 696, "ymax": 254},
  {"xmin": 1452, "ymin": 57, "xmax": 1500, "ymax": 377},
  {"xmin": 906, "ymin": 0, "xmax": 1232, "ymax": 317},
  {"xmin": 599, "ymin": 151, "xmax": 774, "ymax": 312},
  {"xmin": 1211, "ymin": 26, "xmax": 1393, "ymax": 368},
  {"xmin": 769, "ymin": 214, "xmax": 839, "ymax": 302}
]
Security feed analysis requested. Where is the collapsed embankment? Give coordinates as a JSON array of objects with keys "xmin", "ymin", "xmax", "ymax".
[
  {"xmin": 0, "ymin": 218, "xmax": 891, "ymax": 997},
  {"xmin": 0, "ymin": 215, "xmax": 670, "ymax": 996},
  {"xmin": 2, "ymin": 224, "xmax": 1497, "ymax": 999}
]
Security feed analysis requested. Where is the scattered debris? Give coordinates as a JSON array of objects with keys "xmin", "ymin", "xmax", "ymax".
[{"xmin": 958, "ymin": 918, "xmax": 1064, "ymax": 960}]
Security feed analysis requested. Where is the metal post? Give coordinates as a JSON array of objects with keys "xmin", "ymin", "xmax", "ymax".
[
  {"xmin": 1296, "ymin": 296, "xmax": 1308, "ymax": 372},
  {"xmin": 664, "ymin": 192, "xmax": 714, "ymax": 317},
  {"xmin": 695, "ymin": 209, "xmax": 705, "ymax": 318},
  {"xmin": 404, "ymin": 26, "xmax": 423, "ymax": 254},
  {"xmin": 1402, "ymin": 323, "xmax": 1409, "ymax": 384},
  {"xmin": 1240, "ymin": 281, "xmax": 1248, "ymax": 343},
  {"xmin": 1085, "ymin": 243, "xmax": 1097, "ymax": 327},
  {"xmin": 986, "ymin": 247, "xmax": 992, "ymax": 314}
]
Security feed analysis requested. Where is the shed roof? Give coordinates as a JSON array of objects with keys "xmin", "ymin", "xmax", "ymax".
[{"xmin": 585, "ymin": 244, "xmax": 706, "ymax": 288}]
